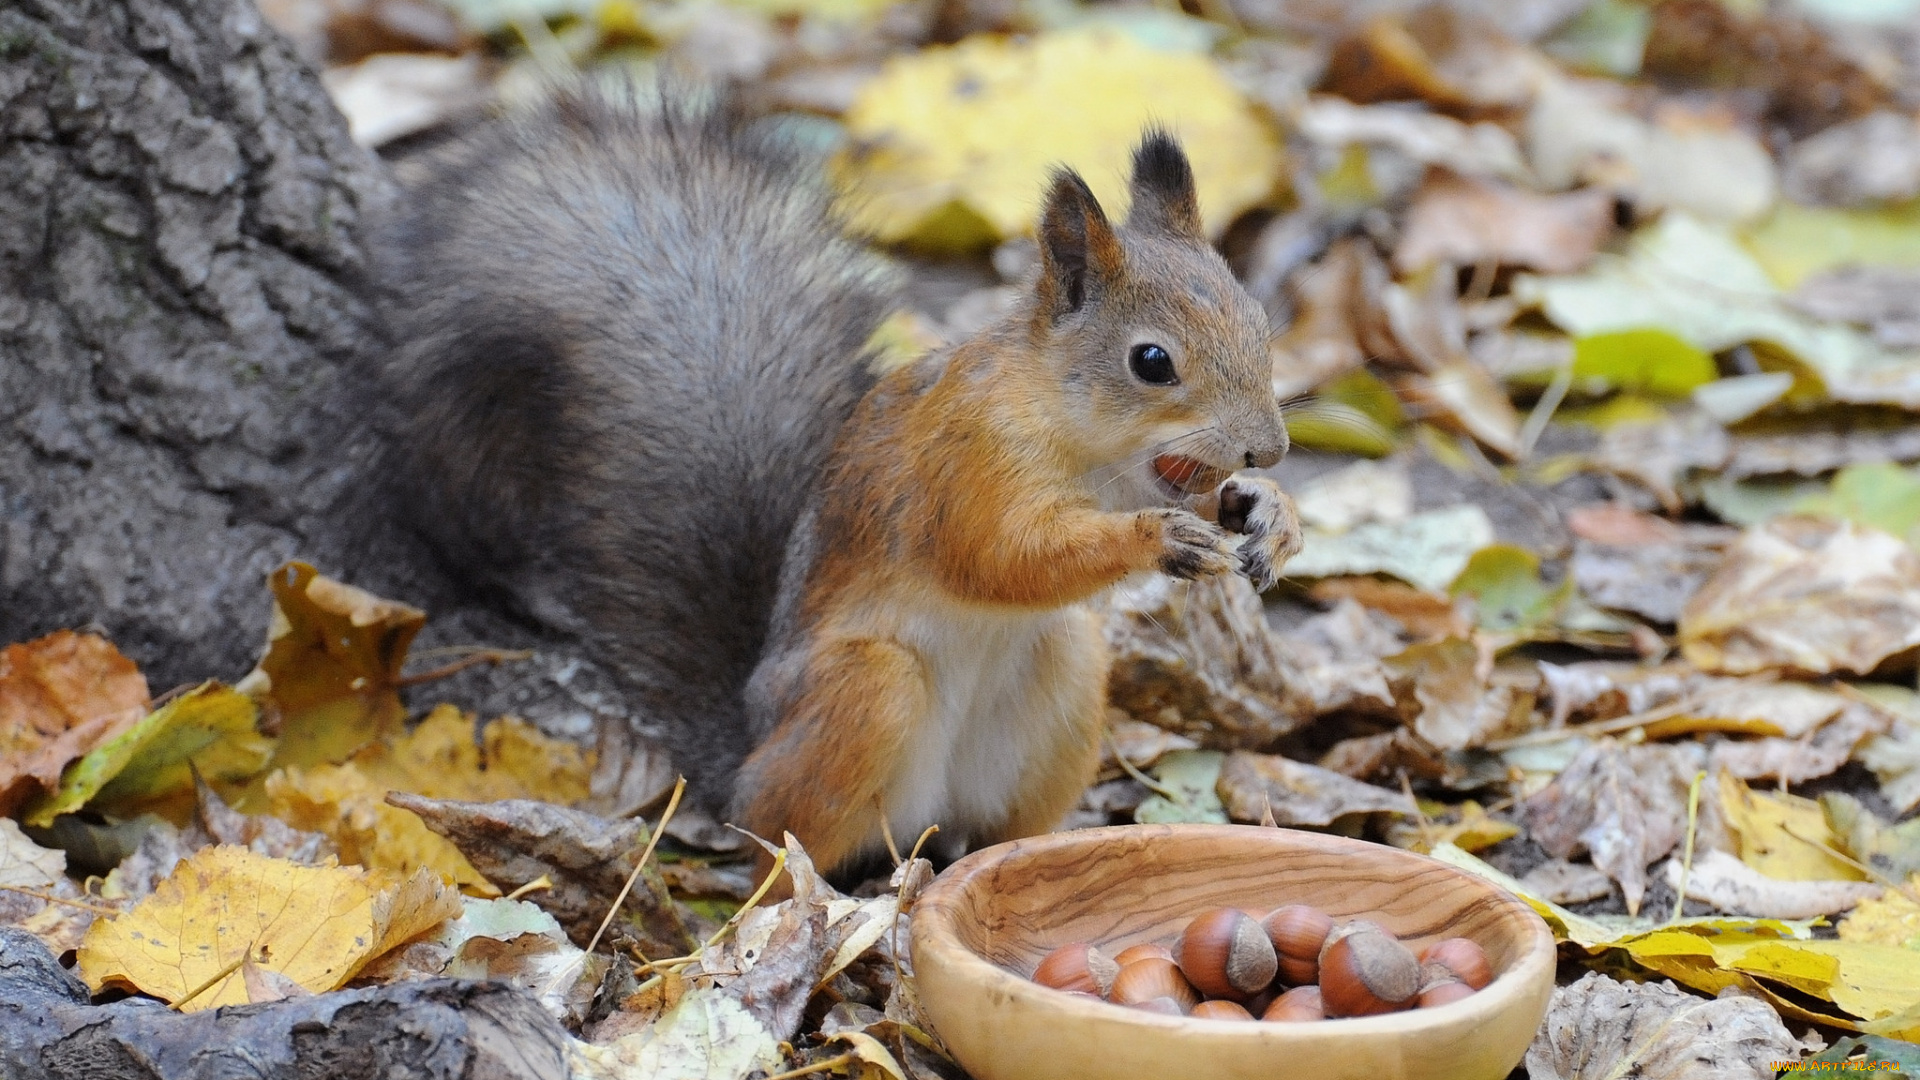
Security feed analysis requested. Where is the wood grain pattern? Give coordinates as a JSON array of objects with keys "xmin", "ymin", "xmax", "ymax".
[{"xmin": 911, "ymin": 824, "xmax": 1555, "ymax": 1080}]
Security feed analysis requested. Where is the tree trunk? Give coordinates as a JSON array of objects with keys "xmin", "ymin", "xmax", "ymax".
[{"xmin": 0, "ymin": 0, "xmax": 648, "ymax": 758}]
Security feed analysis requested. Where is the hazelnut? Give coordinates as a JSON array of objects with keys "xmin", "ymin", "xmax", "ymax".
[
  {"xmin": 1178, "ymin": 908, "xmax": 1278, "ymax": 1000},
  {"xmin": 1418, "ymin": 977, "xmax": 1477, "ymax": 1008},
  {"xmin": 1318, "ymin": 924, "xmax": 1421, "ymax": 1017},
  {"xmin": 1419, "ymin": 937, "xmax": 1493, "ymax": 990},
  {"xmin": 1262, "ymin": 905, "xmax": 1334, "ymax": 985},
  {"xmin": 1033, "ymin": 942, "xmax": 1119, "ymax": 997},
  {"xmin": 1109, "ymin": 957, "xmax": 1200, "ymax": 1012},
  {"xmin": 1190, "ymin": 999, "xmax": 1255, "ymax": 1021},
  {"xmin": 1112, "ymin": 942, "xmax": 1175, "ymax": 967},
  {"xmin": 1128, "ymin": 995, "xmax": 1187, "ymax": 1016},
  {"xmin": 1261, "ymin": 984, "xmax": 1325, "ymax": 1022}
]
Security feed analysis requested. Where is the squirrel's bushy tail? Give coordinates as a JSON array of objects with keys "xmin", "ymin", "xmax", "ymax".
[{"xmin": 367, "ymin": 82, "xmax": 897, "ymax": 803}]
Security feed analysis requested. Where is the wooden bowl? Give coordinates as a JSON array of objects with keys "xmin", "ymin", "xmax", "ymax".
[{"xmin": 910, "ymin": 824, "xmax": 1555, "ymax": 1080}]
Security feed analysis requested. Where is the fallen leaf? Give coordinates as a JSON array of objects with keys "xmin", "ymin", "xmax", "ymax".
[
  {"xmin": 1571, "ymin": 328, "xmax": 1718, "ymax": 397},
  {"xmin": 1307, "ymin": 577, "xmax": 1471, "ymax": 640},
  {"xmin": 1640, "ymin": 0, "xmax": 1886, "ymax": 136},
  {"xmin": 1838, "ymin": 883, "xmax": 1920, "ymax": 950},
  {"xmin": 1385, "ymin": 798, "xmax": 1519, "ymax": 853},
  {"xmin": 1517, "ymin": 213, "xmax": 1920, "ymax": 410},
  {"xmin": 1386, "ymin": 637, "xmax": 1525, "ymax": 750},
  {"xmin": 385, "ymin": 792, "xmax": 694, "ymax": 957},
  {"xmin": 1101, "ymin": 716, "xmax": 1198, "ymax": 780},
  {"xmin": 321, "ymin": 52, "xmax": 487, "ymax": 148},
  {"xmin": 1134, "ymin": 749, "xmax": 1229, "ymax": 825},
  {"xmin": 190, "ymin": 777, "xmax": 334, "ymax": 864},
  {"xmin": 1791, "ymin": 265, "xmax": 1920, "ymax": 349},
  {"xmin": 0, "ymin": 631, "xmax": 150, "ymax": 817},
  {"xmin": 1450, "ymin": 544, "xmax": 1573, "ymax": 634},
  {"xmin": 1269, "ymin": 240, "xmax": 1376, "ymax": 401},
  {"xmin": 1679, "ymin": 516, "xmax": 1920, "ymax": 676},
  {"xmin": 1525, "ymin": 739, "xmax": 1698, "ymax": 915},
  {"xmin": 1102, "ymin": 575, "xmax": 1309, "ymax": 749},
  {"xmin": 77, "ymin": 846, "xmax": 458, "ymax": 1010},
  {"xmin": 0, "ymin": 817, "xmax": 100, "ymax": 954},
  {"xmin": 1292, "ymin": 458, "xmax": 1412, "ymax": 533},
  {"xmin": 1570, "ymin": 528, "xmax": 1730, "ymax": 625},
  {"xmin": 23, "ymin": 683, "xmax": 269, "ymax": 827},
  {"xmin": 1783, "ymin": 110, "xmax": 1920, "ymax": 207},
  {"xmin": 1824, "ymin": 792, "xmax": 1920, "ymax": 885},
  {"xmin": 1804, "ymin": 1034, "xmax": 1920, "ymax": 1074},
  {"xmin": 1859, "ymin": 699, "xmax": 1920, "ymax": 815},
  {"xmin": 1665, "ymin": 850, "xmax": 1881, "ymax": 919},
  {"xmin": 242, "ymin": 561, "xmax": 425, "ymax": 771},
  {"xmin": 1745, "ymin": 201, "xmax": 1920, "ymax": 293},
  {"xmin": 1519, "ymin": 858, "xmax": 1614, "ymax": 904},
  {"xmin": 1526, "ymin": 76, "xmax": 1776, "ymax": 221},
  {"xmin": 1395, "ymin": 172, "xmax": 1613, "ymax": 275},
  {"xmin": 1215, "ymin": 750, "xmax": 1413, "ymax": 826},
  {"xmin": 265, "ymin": 705, "xmax": 593, "ymax": 894},
  {"xmin": 1525, "ymin": 971, "xmax": 1813, "ymax": 1080},
  {"xmin": 1283, "ymin": 504, "xmax": 1497, "ymax": 593},
  {"xmin": 1295, "ymin": 94, "xmax": 1529, "ymax": 182},
  {"xmin": 1322, "ymin": 8, "xmax": 1544, "ymax": 113},
  {"xmin": 572, "ymin": 987, "xmax": 786, "ymax": 1080},
  {"xmin": 834, "ymin": 29, "xmax": 1281, "ymax": 249},
  {"xmin": 1719, "ymin": 772, "xmax": 1864, "ymax": 883},
  {"xmin": 1586, "ymin": 413, "xmax": 1730, "ymax": 514},
  {"xmin": 1793, "ymin": 462, "xmax": 1920, "ymax": 548}
]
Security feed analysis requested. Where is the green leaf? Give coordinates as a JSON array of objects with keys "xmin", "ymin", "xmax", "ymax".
[
  {"xmin": 25, "ymin": 684, "xmax": 267, "ymax": 827},
  {"xmin": 1793, "ymin": 462, "xmax": 1920, "ymax": 546},
  {"xmin": 1449, "ymin": 544, "xmax": 1573, "ymax": 632},
  {"xmin": 1134, "ymin": 749, "xmax": 1228, "ymax": 825},
  {"xmin": 1572, "ymin": 328, "xmax": 1718, "ymax": 397},
  {"xmin": 1804, "ymin": 1033, "xmax": 1920, "ymax": 1074}
]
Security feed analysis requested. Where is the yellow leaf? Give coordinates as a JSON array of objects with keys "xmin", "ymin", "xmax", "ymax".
[
  {"xmin": 76, "ymin": 847, "xmax": 455, "ymax": 1011},
  {"xmin": 23, "ymin": 684, "xmax": 268, "ymax": 828},
  {"xmin": 265, "ymin": 706, "xmax": 592, "ymax": 894},
  {"xmin": 1718, "ymin": 771, "xmax": 1865, "ymax": 882},
  {"xmin": 1742, "ymin": 201, "xmax": 1920, "ymax": 290},
  {"xmin": 1840, "ymin": 883, "xmax": 1920, "ymax": 950},
  {"xmin": 242, "ymin": 562, "xmax": 425, "ymax": 770},
  {"xmin": 835, "ymin": 30, "xmax": 1281, "ymax": 250}
]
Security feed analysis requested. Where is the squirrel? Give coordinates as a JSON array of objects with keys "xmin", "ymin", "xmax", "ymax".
[{"xmin": 365, "ymin": 82, "xmax": 1301, "ymax": 877}]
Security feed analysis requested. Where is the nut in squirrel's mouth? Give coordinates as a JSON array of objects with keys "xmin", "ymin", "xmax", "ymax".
[{"xmin": 1151, "ymin": 454, "xmax": 1231, "ymax": 498}]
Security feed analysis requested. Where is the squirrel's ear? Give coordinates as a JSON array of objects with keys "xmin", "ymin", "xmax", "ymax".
[
  {"xmin": 1126, "ymin": 130, "xmax": 1203, "ymax": 241},
  {"xmin": 1036, "ymin": 168, "xmax": 1123, "ymax": 319}
]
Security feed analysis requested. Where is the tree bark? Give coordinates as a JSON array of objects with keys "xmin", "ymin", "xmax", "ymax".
[
  {"xmin": 0, "ymin": 0, "xmax": 650, "ymax": 757},
  {"xmin": 0, "ymin": 929, "xmax": 572, "ymax": 1080}
]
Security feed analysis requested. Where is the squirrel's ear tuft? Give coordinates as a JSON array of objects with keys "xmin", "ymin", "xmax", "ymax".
[
  {"xmin": 1037, "ymin": 168, "xmax": 1123, "ymax": 319},
  {"xmin": 1127, "ymin": 129, "xmax": 1203, "ymax": 241}
]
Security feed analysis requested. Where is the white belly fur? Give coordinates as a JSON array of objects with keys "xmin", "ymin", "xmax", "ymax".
[{"xmin": 868, "ymin": 591, "xmax": 1095, "ymax": 847}]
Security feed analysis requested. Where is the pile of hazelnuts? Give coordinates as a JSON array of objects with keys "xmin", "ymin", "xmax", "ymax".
[{"xmin": 1030, "ymin": 905, "xmax": 1492, "ymax": 1022}]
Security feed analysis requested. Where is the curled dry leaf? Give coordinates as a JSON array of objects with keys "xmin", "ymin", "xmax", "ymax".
[
  {"xmin": 1518, "ymin": 858, "xmax": 1614, "ymax": 905},
  {"xmin": 78, "ymin": 847, "xmax": 459, "ymax": 1011},
  {"xmin": 1394, "ymin": 171, "xmax": 1614, "ymax": 275},
  {"xmin": 0, "ymin": 817, "xmax": 100, "ymax": 954},
  {"xmin": 242, "ymin": 561, "xmax": 425, "ymax": 770},
  {"xmin": 1664, "ymin": 851, "xmax": 1881, "ymax": 920},
  {"xmin": 0, "ymin": 630, "xmax": 150, "ymax": 818},
  {"xmin": 1526, "ymin": 971, "xmax": 1814, "ymax": 1080},
  {"xmin": 1215, "ymin": 750, "xmax": 1414, "ymax": 827},
  {"xmin": 1680, "ymin": 516, "xmax": 1920, "ymax": 677},
  {"xmin": 1294, "ymin": 95, "xmax": 1529, "ymax": 183},
  {"xmin": 1102, "ymin": 575, "xmax": 1305, "ymax": 749},
  {"xmin": 386, "ymin": 792, "xmax": 693, "ymax": 958},
  {"xmin": 1524, "ymin": 739, "xmax": 1699, "ymax": 915}
]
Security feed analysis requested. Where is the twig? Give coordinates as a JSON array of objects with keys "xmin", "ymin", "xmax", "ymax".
[
  {"xmin": 878, "ymin": 803, "xmax": 902, "ymax": 867},
  {"xmin": 395, "ymin": 648, "xmax": 532, "ymax": 687},
  {"xmin": 1105, "ymin": 730, "xmax": 1180, "ymax": 800},
  {"xmin": 1517, "ymin": 360, "xmax": 1574, "ymax": 461},
  {"xmin": 586, "ymin": 776, "xmax": 685, "ymax": 957},
  {"xmin": 1483, "ymin": 697, "xmax": 1699, "ymax": 751},
  {"xmin": 1670, "ymin": 770, "xmax": 1706, "ymax": 923},
  {"xmin": 760, "ymin": 1052, "xmax": 856, "ymax": 1080},
  {"xmin": 0, "ymin": 884, "xmax": 120, "ymax": 916},
  {"xmin": 1399, "ymin": 770, "xmax": 1435, "ymax": 851},
  {"xmin": 505, "ymin": 875, "xmax": 552, "ymax": 901}
]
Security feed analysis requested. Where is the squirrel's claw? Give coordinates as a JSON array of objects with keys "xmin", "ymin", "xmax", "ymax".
[
  {"xmin": 1218, "ymin": 477, "xmax": 1301, "ymax": 593},
  {"xmin": 1155, "ymin": 510, "xmax": 1239, "ymax": 581}
]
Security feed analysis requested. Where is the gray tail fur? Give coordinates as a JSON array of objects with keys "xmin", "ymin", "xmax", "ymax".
[{"xmin": 364, "ymin": 82, "xmax": 897, "ymax": 806}]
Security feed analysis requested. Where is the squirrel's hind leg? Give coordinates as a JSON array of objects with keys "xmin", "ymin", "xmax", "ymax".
[{"xmin": 733, "ymin": 636, "xmax": 928, "ymax": 877}]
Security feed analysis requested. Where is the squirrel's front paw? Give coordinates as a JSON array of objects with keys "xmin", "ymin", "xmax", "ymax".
[
  {"xmin": 1217, "ymin": 477, "xmax": 1302, "ymax": 592},
  {"xmin": 1151, "ymin": 509, "xmax": 1239, "ymax": 581}
]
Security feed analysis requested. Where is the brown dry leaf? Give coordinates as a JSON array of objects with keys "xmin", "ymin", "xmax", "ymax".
[
  {"xmin": 77, "ymin": 846, "xmax": 458, "ymax": 1010},
  {"xmin": 1589, "ymin": 413, "xmax": 1732, "ymax": 514},
  {"xmin": 1525, "ymin": 739, "xmax": 1699, "ymax": 915},
  {"xmin": 1568, "ymin": 510, "xmax": 1735, "ymax": 626},
  {"xmin": 1519, "ymin": 858, "xmax": 1614, "ymax": 905},
  {"xmin": 0, "ymin": 817, "xmax": 101, "ymax": 954},
  {"xmin": 1269, "ymin": 238, "xmax": 1374, "ymax": 399},
  {"xmin": 242, "ymin": 561, "xmax": 425, "ymax": 770},
  {"xmin": 1679, "ymin": 516, "xmax": 1920, "ymax": 677},
  {"xmin": 1318, "ymin": 728, "xmax": 1449, "ymax": 784},
  {"xmin": 1387, "ymin": 638, "xmax": 1524, "ymax": 751},
  {"xmin": 1525, "ymin": 971, "xmax": 1813, "ymax": 1080},
  {"xmin": 264, "ymin": 705, "xmax": 592, "ymax": 894},
  {"xmin": 1216, "ymin": 750, "xmax": 1414, "ymax": 827},
  {"xmin": 1101, "ymin": 715, "xmax": 1199, "ymax": 780},
  {"xmin": 1395, "ymin": 172, "xmax": 1613, "ymax": 276},
  {"xmin": 1295, "ymin": 95, "xmax": 1529, "ymax": 183},
  {"xmin": 192, "ymin": 776, "xmax": 334, "ymax": 864},
  {"xmin": 0, "ymin": 631, "xmax": 150, "ymax": 817},
  {"xmin": 1641, "ymin": 0, "xmax": 1887, "ymax": 137},
  {"xmin": 1377, "ymin": 275, "xmax": 1524, "ymax": 459},
  {"xmin": 1322, "ymin": 8, "xmax": 1543, "ymax": 113},
  {"xmin": 1665, "ymin": 850, "xmax": 1881, "ymax": 920},
  {"xmin": 1308, "ymin": 577, "xmax": 1471, "ymax": 641},
  {"xmin": 1709, "ymin": 738, "xmax": 1852, "ymax": 786},
  {"xmin": 1102, "ymin": 575, "xmax": 1308, "ymax": 749},
  {"xmin": 1784, "ymin": 112, "xmax": 1920, "ymax": 208},
  {"xmin": 385, "ymin": 792, "xmax": 694, "ymax": 958}
]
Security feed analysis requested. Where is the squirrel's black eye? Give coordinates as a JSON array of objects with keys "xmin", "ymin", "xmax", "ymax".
[{"xmin": 1128, "ymin": 343, "xmax": 1177, "ymax": 385}]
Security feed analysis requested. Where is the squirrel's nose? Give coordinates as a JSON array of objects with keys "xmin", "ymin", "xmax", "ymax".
[{"xmin": 1243, "ymin": 430, "xmax": 1287, "ymax": 470}]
